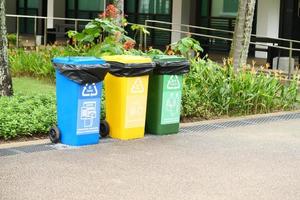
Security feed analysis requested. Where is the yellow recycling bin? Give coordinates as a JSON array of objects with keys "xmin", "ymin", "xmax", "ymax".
[{"xmin": 103, "ymin": 55, "xmax": 155, "ymax": 140}]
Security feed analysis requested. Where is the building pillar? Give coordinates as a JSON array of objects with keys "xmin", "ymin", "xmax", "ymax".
[
  {"xmin": 255, "ymin": 0, "xmax": 280, "ymax": 58},
  {"xmin": 171, "ymin": 0, "xmax": 191, "ymax": 43},
  {"xmin": 171, "ymin": 0, "xmax": 182, "ymax": 43},
  {"xmin": 47, "ymin": 0, "xmax": 54, "ymax": 28}
]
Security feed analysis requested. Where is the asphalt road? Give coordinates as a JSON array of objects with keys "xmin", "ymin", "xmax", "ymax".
[{"xmin": 0, "ymin": 117, "xmax": 299, "ymax": 200}]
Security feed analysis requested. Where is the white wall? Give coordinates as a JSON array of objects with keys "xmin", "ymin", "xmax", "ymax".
[{"xmin": 255, "ymin": 0, "xmax": 280, "ymax": 58}]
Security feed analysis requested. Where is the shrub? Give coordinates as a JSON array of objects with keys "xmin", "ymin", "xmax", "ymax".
[
  {"xmin": 9, "ymin": 46, "xmax": 76, "ymax": 80},
  {"xmin": 0, "ymin": 92, "xmax": 56, "ymax": 140},
  {"xmin": 7, "ymin": 33, "xmax": 17, "ymax": 47},
  {"xmin": 181, "ymin": 58, "xmax": 299, "ymax": 119}
]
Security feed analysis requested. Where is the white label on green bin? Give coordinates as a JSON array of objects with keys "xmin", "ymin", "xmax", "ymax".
[{"xmin": 161, "ymin": 75, "xmax": 182, "ymax": 125}]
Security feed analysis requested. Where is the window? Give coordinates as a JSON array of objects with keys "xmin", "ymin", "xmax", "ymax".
[
  {"xmin": 78, "ymin": 0, "xmax": 104, "ymax": 11},
  {"xmin": 125, "ymin": 0, "xmax": 173, "ymax": 49},
  {"xmin": 223, "ymin": 0, "xmax": 238, "ymax": 14},
  {"xmin": 298, "ymin": 0, "xmax": 300, "ymax": 17},
  {"xmin": 126, "ymin": 0, "xmax": 135, "ymax": 13},
  {"xmin": 139, "ymin": 0, "xmax": 171, "ymax": 14},
  {"xmin": 17, "ymin": 0, "xmax": 41, "ymax": 34},
  {"xmin": 27, "ymin": 0, "xmax": 39, "ymax": 8},
  {"xmin": 67, "ymin": 0, "xmax": 105, "ymax": 19},
  {"xmin": 211, "ymin": 0, "xmax": 238, "ymax": 17}
]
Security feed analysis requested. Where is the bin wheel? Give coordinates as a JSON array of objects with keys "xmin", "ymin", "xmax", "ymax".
[
  {"xmin": 49, "ymin": 125, "xmax": 60, "ymax": 144},
  {"xmin": 100, "ymin": 120, "xmax": 110, "ymax": 138}
]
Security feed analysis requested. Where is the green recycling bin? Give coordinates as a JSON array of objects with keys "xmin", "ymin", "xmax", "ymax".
[{"xmin": 146, "ymin": 55, "xmax": 190, "ymax": 135}]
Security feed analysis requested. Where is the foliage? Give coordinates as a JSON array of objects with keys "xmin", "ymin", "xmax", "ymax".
[
  {"xmin": 0, "ymin": 77, "xmax": 56, "ymax": 139},
  {"xmin": 7, "ymin": 33, "xmax": 17, "ymax": 46},
  {"xmin": 170, "ymin": 36, "xmax": 203, "ymax": 59},
  {"xmin": 131, "ymin": 24, "xmax": 150, "ymax": 36},
  {"xmin": 146, "ymin": 47, "xmax": 164, "ymax": 56},
  {"xmin": 3, "ymin": 58, "xmax": 300, "ymax": 139},
  {"xmin": 67, "ymin": 3, "xmax": 133, "ymax": 55},
  {"xmin": 68, "ymin": 18, "xmax": 127, "ymax": 45},
  {"xmin": 131, "ymin": 24, "xmax": 150, "ymax": 49},
  {"xmin": 0, "ymin": 92, "xmax": 56, "ymax": 140},
  {"xmin": 8, "ymin": 46, "xmax": 75, "ymax": 80},
  {"xmin": 182, "ymin": 58, "xmax": 299, "ymax": 119},
  {"xmin": 0, "ymin": 77, "xmax": 107, "ymax": 140}
]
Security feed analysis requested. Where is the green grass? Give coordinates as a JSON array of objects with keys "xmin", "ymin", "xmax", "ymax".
[{"xmin": 13, "ymin": 77, "xmax": 55, "ymax": 95}]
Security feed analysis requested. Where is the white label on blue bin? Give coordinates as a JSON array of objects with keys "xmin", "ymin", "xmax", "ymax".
[
  {"xmin": 76, "ymin": 83, "xmax": 101, "ymax": 135},
  {"xmin": 77, "ymin": 99, "xmax": 99, "ymax": 135}
]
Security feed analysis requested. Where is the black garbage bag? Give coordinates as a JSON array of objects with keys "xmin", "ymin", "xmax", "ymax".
[
  {"xmin": 53, "ymin": 63, "xmax": 110, "ymax": 84},
  {"xmin": 107, "ymin": 61, "xmax": 155, "ymax": 77},
  {"xmin": 153, "ymin": 60, "xmax": 190, "ymax": 75}
]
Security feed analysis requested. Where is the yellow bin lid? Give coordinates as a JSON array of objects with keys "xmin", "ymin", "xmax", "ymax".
[{"xmin": 102, "ymin": 55, "xmax": 152, "ymax": 64}]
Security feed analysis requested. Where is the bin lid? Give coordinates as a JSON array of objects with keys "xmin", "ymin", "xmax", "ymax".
[
  {"xmin": 52, "ymin": 56, "xmax": 109, "ymax": 84},
  {"xmin": 152, "ymin": 55, "xmax": 187, "ymax": 62},
  {"xmin": 52, "ymin": 56, "xmax": 106, "ymax": 65},
  {"xmin": 102, "ymin": 55, "xmax": 152, "ymax": 64},
  {"xmin": 102, "ymin": 55, "xmax": 154, "ymax": 77},
  {"xmin": 151, "ymin": 55, "xmax": 190, "ymax": 75}
]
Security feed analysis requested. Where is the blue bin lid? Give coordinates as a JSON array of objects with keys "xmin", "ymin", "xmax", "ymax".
[{"xmin": 52, "ymin": 56, "xmax": 106, "ymax": 65}]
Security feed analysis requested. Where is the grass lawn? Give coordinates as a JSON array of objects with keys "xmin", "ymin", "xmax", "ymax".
[{"xmin": 13, "ymin": 77, "xmax": 55, "ymax": 95}]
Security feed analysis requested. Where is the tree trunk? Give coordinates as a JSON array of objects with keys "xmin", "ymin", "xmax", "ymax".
[
  {"xmin": 115, "ymin": 0, "xmax": 124, "ymax": 26},
  {"xmin": 230, "ymin": 0, "xmax": 256, "ymax": 71},
  {"xmin": 0, "ymin": 0, "xmax": 13, "ymax": 96}
]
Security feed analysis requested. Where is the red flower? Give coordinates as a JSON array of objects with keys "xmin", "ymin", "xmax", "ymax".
[
  {"xmin": 123, "ymin": 40, "xmax": 136, "ymax": 50},
  {"xmin": 99, "ymin": 4, "xmax": 119, "ymax": 19}
]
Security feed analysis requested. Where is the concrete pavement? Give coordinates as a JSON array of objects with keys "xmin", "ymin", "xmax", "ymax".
[{"xmin": 0, "ymin": 115, "xmax": 299, "ymax": 200}]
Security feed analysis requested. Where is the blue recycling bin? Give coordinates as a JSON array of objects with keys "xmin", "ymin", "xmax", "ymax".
[{"xmin": 51, "ymin": 57, "xmax": 109, "ymax": 146}]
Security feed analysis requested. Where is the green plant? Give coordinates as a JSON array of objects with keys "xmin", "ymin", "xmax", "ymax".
[
  {"xmin": 7, "ymin": 33, "xmax": 17, "ymax": 47},
  {"xmin": 0, "ymin": 92, "xmax": 56, "ymax": 139},
  {"xmin": 67, "ymin": 3, "xmax": 133, "ymax": 55},
  {"xmin": 170, "ymin": 36, "xmax": 203, "ymax": 59},
  {"xmin": 146, "ymin": 48, "xmax": 164, "ymax": 56},
  {"xmin": 181, "ymin": 58, "xmax": 299, "ymax": 119},
  {"xmin": 131, "ymin": 24, "xmax": 150, "ymax": 49},
  {"xmin": 9, "ymin": 46, "xmax": 75, "ymax": 80}
]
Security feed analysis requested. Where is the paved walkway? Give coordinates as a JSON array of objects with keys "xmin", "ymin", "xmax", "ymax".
[{"xmin": 0, "ymin": 113, "xmax": 300, "ymax": 200}]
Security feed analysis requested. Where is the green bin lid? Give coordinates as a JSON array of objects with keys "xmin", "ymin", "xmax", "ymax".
[{"xmin": 152, "ymin": 55, "xmax": 187, "ymax": 62}]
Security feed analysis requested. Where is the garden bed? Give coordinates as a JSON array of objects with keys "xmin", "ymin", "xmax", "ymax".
[{"xmin": 1, "ymin": 55, "xmax": 299, "ymax": 141}]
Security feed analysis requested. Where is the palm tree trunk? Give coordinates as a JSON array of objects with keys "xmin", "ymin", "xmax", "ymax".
[
  {"xmin": 230, "ymin": 0, "xmax": 256, "ymax": 71},
  {"xmin": 0, "ymin": 0, "xmax": 13, "ymax": 96}
]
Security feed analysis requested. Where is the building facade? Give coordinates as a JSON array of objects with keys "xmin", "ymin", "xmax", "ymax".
[{"xmin": 5, "ymin": 0, "xmax": 300, "ymax": 57}]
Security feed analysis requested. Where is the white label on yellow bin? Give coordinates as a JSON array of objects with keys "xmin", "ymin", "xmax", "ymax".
[{"xmin": 125, "ymin": 77, "xmax": 147, "ymax": 128}]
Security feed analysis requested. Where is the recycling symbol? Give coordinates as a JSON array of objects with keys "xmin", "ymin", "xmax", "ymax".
[
  {"xmin": 82, "ymin": 83, "xmax": 98, "ymax": 97},
  {"xmin": 167, "ymin": 75, "xmax": 180, "ymax": 90},
  {"xmin": 131, "ymin": 78, "xmax": 144, "ymax": 94}
]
